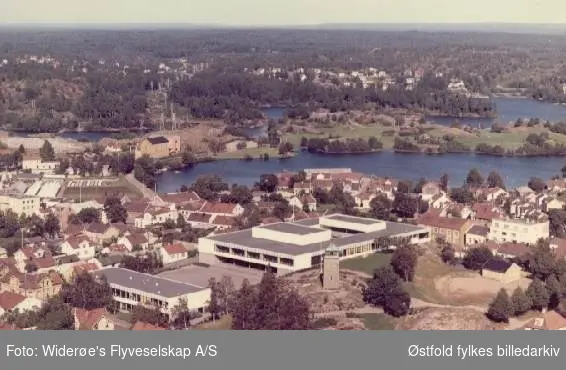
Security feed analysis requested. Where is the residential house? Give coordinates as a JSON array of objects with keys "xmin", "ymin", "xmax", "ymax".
[
  {"xmin": 481, "ymin": 260, "xmax": 522, "ymax": 283},
  {"xmin": 60, "ymin": 235, "xmax": 96, "ymax": 260},
  {"xmin": 211, "ymin": 215, "xmax": 237, "ymax": 230},
  {"xmin": 354, "ymin": 192, "xmax": 376, "ymax": 209},
  {"xmin": 494, "ymin": 242, "xmax": 530, "ymax": 260},
  {"xmin": 544, "ymin": 198, "xmax": 565, "ymax": 212},
  {"xmin": 300, "ymin": 194, "xmax": 317, "ymax": 212},
  {"xmin": 475, "ymin": 187, "xmax": 507, "ymax": 202},
  {"xmin": 516, "ymin": 186, "xmax": 536, "ymax": 198},
  {"xmin": 0, "ymin": 291, "xmax": 41, "ymax": 316},
  {"xmin": 488, "ymin": 218, "xmax": 549, "ymax": 245},
  {"xmin": 524, "ymin": 310, "xmax": 566, "ymax": 330},
  {"xmin": 472, "ymin": 203, "xmax": 503, "ymax": 226},
  {"xmin": 0, "ymin": 266, "xmax": 63, "ymax": 300},
  {"xmin": 418, "ymin": 215, "xmax": 473, "ymax": 247},
  {"xmin": 160, "ymin": 243, "xmax": 187, "ymax": 264},
  {"xmin": 421, "ymin": 182, "xmax": 441, "ymax": 202},
  {"xmin": 187, "ymin": 213, "xmax": 214, "ymax": 229},
  {"xmin": 293, "ymin": 182, "xmax": 312, "ymax": 195},
  {"xmin": 465, "ymin": 225, "xmax": 489, "ymax": 246},
  {"xmin": 276, "ymin": 171, "xmax": 295, "ymax": 191},
  {"xmin": 430, "ymin": 192, "xmax": 450, "ymax": 209},
  {"xmin": 117, "ymin": 233, "xmax": 149, "ymax": 252},
  {"xmin": 547, "ymin": 179, "xmax": 566, "ymax": 193},
  {"xmin": 200, "ymin": 202, "xmax": 243, "ymax": 217},
  {"xmin": 13, "ymin": 246, "xmax": 53, "ymax": 273},
  {"xmin": 84, "ymin": 223, "xmax": 122, "ymax": 244},
  {"xmin": 74, "ymin": 308, "xmax": 115, "ymax": 330},
  {"xmin": 159, "ymin": 191, "xmax": 201, "ymax": 207}
]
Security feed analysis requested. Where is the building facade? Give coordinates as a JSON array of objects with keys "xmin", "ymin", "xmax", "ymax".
[
  {"xmin": 198, "ymin": 214, "xmax": 430, "ymax": 275},
  {"xmin": 94, "ymin": 268, "xmax": 210, "ymax": 317},
  {"xmin": 488, "ymin": 218, "xmax": 550, "ymax": 245}
]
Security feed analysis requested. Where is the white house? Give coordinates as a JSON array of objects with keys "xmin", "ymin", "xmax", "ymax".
[
  {"xmin": 60, "ymin": 235, "xmax": 96, "ymax": 260},
  {"xmin": 159, "ymin": 243, "xmax": 187, "ymax": 264}
]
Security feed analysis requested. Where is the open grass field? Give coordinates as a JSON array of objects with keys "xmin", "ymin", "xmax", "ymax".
[
  {"xmin": 339, "ymin": 250, "xmax": 493, "ymax": 306},
  {"xmin": 194, "ymin": 315, "xmax": 232, "ymax": 330},
  {"xmin": 428, "ymin": 125, "xmax": 566, "ymax": 150},
  {"xmin": 284, "ymin": 123, "xmax": 397, "ymax": 149},
  {"xmin": 59, "ymin": 176, "xmax": 143, "ymax": 201},
  {"xmin": 339, "ymin": 252, "xmax": 393, "ymax": 276},
  {"xmin": 213, "ymin": 146, "xmax": 280, "ymax": 160},
  {"xmin": 348, "ymin": 313, "xmax": 396, "ymax": 330}
]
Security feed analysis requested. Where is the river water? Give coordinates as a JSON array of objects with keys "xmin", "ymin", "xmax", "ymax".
[
  {"xmin": 157, "ymin": 151, "xmax": 565, "ymax": 192},
  {"xmin": 156, "ymin": 97, "xmax": 566, "ymax": 191}
]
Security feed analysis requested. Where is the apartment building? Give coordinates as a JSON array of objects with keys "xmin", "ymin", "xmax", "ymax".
[
  {"xmin": 0, "ymin": 194, "xmax": 40, "ymax": 217},
  {"xmin": 488, "ymin": 218, "xmax": 549, "ymax": 245}
]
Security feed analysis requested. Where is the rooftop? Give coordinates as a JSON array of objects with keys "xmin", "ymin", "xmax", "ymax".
[
  {"xmin": 94, "ymin": 267, "xmax": 205, "ymax": 298},
  {"xmin": 324, "ymin": 214, "xmax": 377, "ymax": 225},
  {"xmin": 260, "ymin": 222, "xmax": 325, "ymax": 235},
  {"xmin": 146, "ymin": 136, "xmax": 169, "ymax": 145},
  {"xmin": 483, "ymin": 259, "xmax": 512, "ymax": 273},
  {"xmin": 208, "ymin": 216, "xmax": 427, "ymax": 256}
]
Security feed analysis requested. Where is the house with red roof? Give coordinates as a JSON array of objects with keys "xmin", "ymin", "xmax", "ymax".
[
  {"xmin": 159, "ymin": 243, "xmax": 187, "ymax": 264},
  {"xmin": 74, "ymin": 308, "xmax": 115, "ymax": 330},
  {"xmin": 524, "ymin": 310, "xmax": 566, "ymax": 330},
  {"xmin": 61, "ymin": 235, "xmax": 96, "ymax": 260},
  {"xmin": 199, "ymin": 202, "xmax": 243, "ymax": 217},
  {"xmin": 0, "ymin": 265, "xmax": 63, "ymax": 301},
  {"xmin": 0, "ymin": 291, "xmax": 41, "ymax": 316}
]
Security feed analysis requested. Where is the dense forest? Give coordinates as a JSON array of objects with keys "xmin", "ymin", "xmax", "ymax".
[{"xmin": 1, "ymin": 29, "xmax": 566, "ymax": 132}]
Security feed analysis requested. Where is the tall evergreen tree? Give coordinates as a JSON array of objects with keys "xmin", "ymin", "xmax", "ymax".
[
  {"xmin": 526, "ymin": 278, "xmax": 550, "ymax": 311},
  {"xmin": 487, "ymin": 288, "xmax": 513, "ymax": 322},
  {"xmin": 510, "ymin": 287, "xmax": 531, "ymax": 316}
]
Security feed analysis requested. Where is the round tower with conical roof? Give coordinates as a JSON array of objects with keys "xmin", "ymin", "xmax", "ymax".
[{"xmin": 323, "ymin": 243, "xmax": 340, "ymax": 290}]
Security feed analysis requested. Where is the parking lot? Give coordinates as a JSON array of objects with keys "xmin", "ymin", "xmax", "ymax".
[{"xmin": 157, "ymin": 264, "xmax": 264, "ymax": 289}]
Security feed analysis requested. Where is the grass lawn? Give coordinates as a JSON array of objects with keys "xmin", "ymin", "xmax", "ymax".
[
  {"xmin": 350, "ymin": 313, "xmax": 396, "ymax": 330},
  {"xmin": 284, "ymin": 123, "xmax": 396, "ymax": 149},
  {"xmin": 339, "ymin": 252, "xmax": 393, "ymax": 276},
  {"xmin": 403, "ymin": 252, "xmax": 467, "ymax": 305},
  {"xmin": 194, "ymin": 315, "xmax": 232, "ymax": 330},
  {"xmin": 213, "ymin": 147, "xmax": 281, "ymax": 160},
  {"xmin": 428, "ymin": 126, "xmax": 566, "ymax": 150}
]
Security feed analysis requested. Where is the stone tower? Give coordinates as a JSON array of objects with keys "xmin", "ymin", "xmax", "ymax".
[{"xmin": 323, "ymin": 243, "xmax": 340, "ymax": 290}]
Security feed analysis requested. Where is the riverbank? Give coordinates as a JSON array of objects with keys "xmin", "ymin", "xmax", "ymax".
[{"xmin": 156, "ymin": 150, "xmax": 566, "ymax": 192}]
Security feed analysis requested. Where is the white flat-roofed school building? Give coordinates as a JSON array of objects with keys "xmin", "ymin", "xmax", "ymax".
[
  {"xmin": 93, "ymin": 267, "xmax": 210, "ymax": 316},
  {"xmin": 198, "ymin": 213, "xmax": 430, "ymax": 275}
]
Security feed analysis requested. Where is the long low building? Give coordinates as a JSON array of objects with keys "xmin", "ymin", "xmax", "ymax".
[
  {"xmin": 93, "ymin": 267, "xmax": 210, "ymax": 316},
  {"xmin": 198, "ymin": 213, "xmax": 431, "ymax": 275}
]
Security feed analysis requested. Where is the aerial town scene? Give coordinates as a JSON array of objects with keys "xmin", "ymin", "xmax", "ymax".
[{"xmin": 4, "ymin": 21, "xmax": 566, "ymax": 331}]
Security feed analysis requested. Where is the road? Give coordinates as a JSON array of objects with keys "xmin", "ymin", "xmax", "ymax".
[{"xmin": 124, "ymin": 173, "xmax": 164, "ymax": 203}]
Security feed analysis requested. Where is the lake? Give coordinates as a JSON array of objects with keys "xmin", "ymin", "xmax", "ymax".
[
  {"xmin": 156, "ymin": 150, "xmax": 566, "ymax": 193},
  {"xmin": 427, "ymin": 97, "xmax": 566, "ymax": 126}
]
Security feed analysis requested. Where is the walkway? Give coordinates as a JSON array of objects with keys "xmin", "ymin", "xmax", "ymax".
[{"xmin": 124, "ymin": 173, "xmax": 164, "ymax": 203}]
